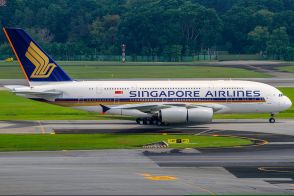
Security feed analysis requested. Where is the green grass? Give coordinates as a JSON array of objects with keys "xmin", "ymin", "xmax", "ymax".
[
  {"xmin": 0, "ymin": 90, "xmax": 112, "ymax": 120},
  {"xmin": 0, "ymin": 134, "xmax": 253, "ymax": 151},
  {"xmin": 0, "ymin": 87, "xmax": 293, "ymax": 120},
  {"xmin": 0, "ymin": 61, "xmax": 270, "ymax": 78},
  {"xmin": 277, "ymin": 65, "xmax": 294, "ymax": 73}
]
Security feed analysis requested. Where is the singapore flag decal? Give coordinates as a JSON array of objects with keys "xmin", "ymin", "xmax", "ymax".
[{"xmin": 115, "ymin": 90, "xmax": 123, "ymax": 95}]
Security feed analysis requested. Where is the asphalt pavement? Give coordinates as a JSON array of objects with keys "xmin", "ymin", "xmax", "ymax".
[{"xmin": 0, "ymin": 119, "xmax": 294, "ymax": 194}]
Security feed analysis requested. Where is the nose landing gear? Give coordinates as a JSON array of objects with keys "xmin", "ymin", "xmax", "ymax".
[{"xmin": 269, "ymin": 113, "xmax": 276, "ymax": 123}]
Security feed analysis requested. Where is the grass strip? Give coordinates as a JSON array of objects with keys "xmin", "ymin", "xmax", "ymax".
[
  {"xmin": 0, "ymin": 134, "xmax": 253, "ymax": 151},
  {"xmin": 0, "ymin": 61, "xmax": 270, "ymax": 79}
]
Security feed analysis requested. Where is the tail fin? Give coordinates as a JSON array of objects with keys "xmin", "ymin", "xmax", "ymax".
[{"xmin": 3, "ymin": 27, "xmax": 72, "ymax": 82}]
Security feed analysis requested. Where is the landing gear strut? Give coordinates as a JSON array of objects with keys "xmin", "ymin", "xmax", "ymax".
[{"xmin": 269, "ymin": 113, "xmax": 276, "ymax": 123}]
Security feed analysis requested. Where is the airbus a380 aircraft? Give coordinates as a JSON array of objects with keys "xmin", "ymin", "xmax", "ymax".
[{"xmin": 3, "ymin": 27, "xmax": 292, "ymax": 125}]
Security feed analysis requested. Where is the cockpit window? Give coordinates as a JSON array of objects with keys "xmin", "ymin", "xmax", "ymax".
[{"xmin": 278, "ymin": 94, "xmax": 283, "ymax": 97}]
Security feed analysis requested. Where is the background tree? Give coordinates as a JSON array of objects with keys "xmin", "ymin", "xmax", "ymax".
[
  {"xmin": 248, "ymin": 26, "xmax": 270, "ymax": 54},
  {"xmin": 176, "ymin": 2, "xmax": 222, "ymax": 54},
  {"xmin": 266, "ymin": 27, "xmax": 290, "ymax": 60},
  {"xmin": 222, "ymin": 6, "xmax": 255, "ymax": 53},
  {"xmin": 272, "ymin": 11, "xmax": 294, "ymax": 42},
  {"xmin": 0, "ymin": 0, "xmax": 293, "ymax": 60}
]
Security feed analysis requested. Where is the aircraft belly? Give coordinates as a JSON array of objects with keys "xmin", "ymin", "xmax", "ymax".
[{"xmin": 218, "ymin": 103, "xmax": 273, "ymax": 114}]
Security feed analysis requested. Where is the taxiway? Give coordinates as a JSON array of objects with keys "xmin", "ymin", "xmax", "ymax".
[
  {"xmin": 0, "ymin": 119, "xmax": 294, "ymax": 135},
  {"xmin": 0, "ymin": 119, "xmax": 293, "ymax": 195}
]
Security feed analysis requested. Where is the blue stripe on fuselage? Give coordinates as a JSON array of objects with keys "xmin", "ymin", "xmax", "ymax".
[{"xmin": 31, "ymin": 97, "xmax": 266, "ymax": 102}]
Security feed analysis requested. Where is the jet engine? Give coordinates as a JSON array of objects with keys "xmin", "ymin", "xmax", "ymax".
[{"xmin": 159, "ymin": 107, "xmax": 213, "ymax": 124}]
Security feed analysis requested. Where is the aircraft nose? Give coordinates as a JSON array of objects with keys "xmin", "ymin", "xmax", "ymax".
[{"xmin": 285, "ymin": 96, "xmax": 292, "ymax": 109}]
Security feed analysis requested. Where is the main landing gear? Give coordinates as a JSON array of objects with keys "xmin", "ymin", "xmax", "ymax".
[
  {"xmin": 136, "ymin": 117, "xmax": 165, "ymax": 126},
  {"xmin": 269, "ymin": 113, "xmax": 276, "ymax": 123}
]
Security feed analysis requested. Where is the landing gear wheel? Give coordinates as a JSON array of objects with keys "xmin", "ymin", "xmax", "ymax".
[
  {"xmin": 136, "ymin": 117, "xmax": 165, "ymax": 126},
  {"xmin": 136, "ymin": 118, "xmax": 144, "ymax": 125},
  {"xmin": 156, "ymin": 121, "xmax": 163, "ymax": 126},
  {"xmin": 269, "ymin": 113, "xmax": 276, "ymax": 123},
  {"xmin": 269, "ymin": 117, "xmax": 275, "ymax": 123},
  {"xmin": 136, "ymin": 118, "xmax": 153, "ymax": 125},
  {"xmin": 142, "ymin": 119, "xmax": 147, "ymax": 125},
  {"xmin": 144, "ymin": 119, "xmax": 153, "ymax": 125},
  {"xmin": 156, "ymin": 121, "xmax": 167, "ymax": 126}
]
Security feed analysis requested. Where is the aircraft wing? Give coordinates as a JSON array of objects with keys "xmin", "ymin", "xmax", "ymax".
[{"xmin": 107, "ymin": 102, "xmax": 224, "ymax": 113}]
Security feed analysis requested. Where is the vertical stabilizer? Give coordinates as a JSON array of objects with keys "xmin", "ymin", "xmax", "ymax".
[{"xmin": 3, "ymin": 27, "xmax": 72, "ymax": 82}]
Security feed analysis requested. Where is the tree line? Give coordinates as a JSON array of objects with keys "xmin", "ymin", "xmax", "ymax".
[{"xmin": 0, "ymin": 0, "xmax": 293, "ymax": 60}]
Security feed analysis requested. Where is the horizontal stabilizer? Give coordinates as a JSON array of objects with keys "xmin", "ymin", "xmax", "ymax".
[
  {"xmin": 4, "ymin": 85, "xmax": 62, "ymax": 97},
  {"xmin": 4, "ymin": 85, "xmax": 27, "ymax": 91}
]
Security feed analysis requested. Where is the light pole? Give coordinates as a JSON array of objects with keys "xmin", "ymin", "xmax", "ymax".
[{"xmin": 121, "ymin": 44, "xmax": 126, "ymax": 63}]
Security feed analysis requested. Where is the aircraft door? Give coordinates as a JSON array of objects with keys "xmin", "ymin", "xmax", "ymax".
[
  {"xmin": 78, "ymin": 87, "xmax": 90, "ymax": 105},
  {"xmin": 96, "ymin": 86, "xmax": 103, "ymax": 104},
  {"xmin": 96, "ymin": 86, "xmax": 103, "ymax": 95}
]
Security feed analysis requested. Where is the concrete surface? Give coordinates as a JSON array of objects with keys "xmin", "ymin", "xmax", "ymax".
[
  {"xmin": 1, "ymin": 119, "xmax": 294, "ymax": 136},
  {"xmin": 0, "ymin": 149, "xmax": 293, "ymax": 195},
  {"xmin": 0, "ymin": 119, "xmax": 294, "ymax": 194}
]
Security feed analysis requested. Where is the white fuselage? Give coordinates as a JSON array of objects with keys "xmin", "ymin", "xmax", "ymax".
[
  {"xmin": 25, "ymin": 80, "xmax": 291, "ymax": 117},
  {"xmin": 5, "ymin": 27, "xmax": 292, "ymax": 124}
]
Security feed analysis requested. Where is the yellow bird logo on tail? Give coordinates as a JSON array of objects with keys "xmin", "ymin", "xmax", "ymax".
[{"xmin": 25, "ymin": 42, "xmax": 56, "ymax": 78}]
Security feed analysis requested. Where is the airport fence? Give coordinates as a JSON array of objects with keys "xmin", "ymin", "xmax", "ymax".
[
  {"xmin": 48, "ymin": 54, "xmax": 217, "ymax": 62},
  {"xmin": 0, "ymin": 54, "xmax": 216, "ymax": 62},
  {"xmin": 0, "ymin": 53, "xmax": 271, "ymax": 62}
]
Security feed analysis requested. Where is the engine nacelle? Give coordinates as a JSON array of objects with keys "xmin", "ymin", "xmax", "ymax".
[
  {"xmin": 159, "ymin": 107, "xmax": 213, "ymax": 124},
  {"xmin": 160, "ymin": 107, "xmax": 188, "ymax": 123},
  {"xmin": 187, "ymin": 107, "xmax": 213, "ymax": 123}
]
